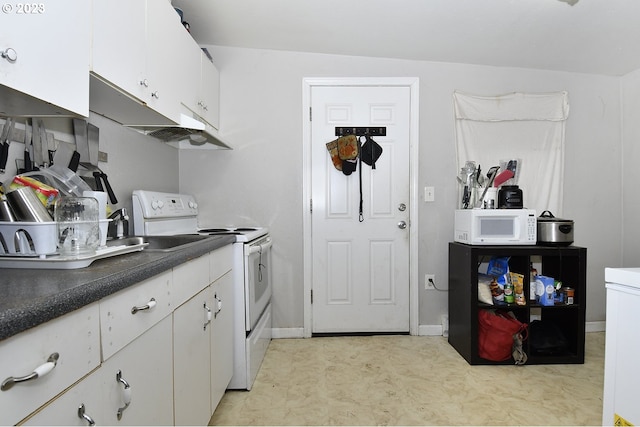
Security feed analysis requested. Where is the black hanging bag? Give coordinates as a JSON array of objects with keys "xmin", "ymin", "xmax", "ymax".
[{"xmin": 360, "ymin": 136, "xmax": 383, "ymax": 169}]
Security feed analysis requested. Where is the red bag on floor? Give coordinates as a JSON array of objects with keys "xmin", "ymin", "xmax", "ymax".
[{"xmin": 478, "ymin": 309, "xmax": 527, "ymax": 362}]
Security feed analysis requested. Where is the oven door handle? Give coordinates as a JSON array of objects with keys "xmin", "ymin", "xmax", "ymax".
[{"xmin": 247, "ymin": 238, "xmax": 272, "ymax": 255}]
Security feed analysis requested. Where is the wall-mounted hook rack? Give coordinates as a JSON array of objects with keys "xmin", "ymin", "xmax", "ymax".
[{"xmin": 335, "ymin": 127, "xmax": 386, "ymax": 137}]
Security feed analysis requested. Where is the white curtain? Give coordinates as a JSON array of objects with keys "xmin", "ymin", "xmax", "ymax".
[{"xmin": 453, "ymin": 91, "xmax": 569, "ymax": 215}]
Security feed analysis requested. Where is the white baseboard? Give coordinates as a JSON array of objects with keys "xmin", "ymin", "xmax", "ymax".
[
  {"xmin": 272, "ymin": 321, "xmax": 605, "ymax": 339},
  {"xmin": 272, "ymin": 327, "xmax": 305, "ymax": 339},
  {"xmin": 418, "ymin": 324, "xmax": 444, "ymax": 336},
  {"xmin": 586, "ymin": 321, "xmax": 606, "ymax": 332}
]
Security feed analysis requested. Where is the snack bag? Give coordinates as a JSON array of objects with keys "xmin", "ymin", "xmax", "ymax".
[
  {"xmin": 536, "ymin": 275, "xmax": 556, "ymax": 306},
  {"xmin": 509, "ymin": 272, "xmax": 526, "ymax": 305},
  {"xmin": 10, "ymin": 175, "xmax": 59, "ymax": 208},
  {"xmin": 487, "ymin": 257, "xmax": 510, "ymax": 304}
]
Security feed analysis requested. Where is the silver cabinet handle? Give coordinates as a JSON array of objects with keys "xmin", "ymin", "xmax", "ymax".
[
  {"xmin": 398, "ymin": 221, "xmax": 407, "ymax": 229},
  {"xmin": 78, "ymin": 403, "xmax": 95, "ymax": 426},
  {"xmin": 214, "ymin": 293, "xmax": 222, "ymax": 318},
  {"xmin": 116, "ymin": 370, "xmax": 132, "ymax": 420},
  {"xmin": 203, "ymin": 302, "xmax": 212, "ymax": 330},
  {"xmin": 1, "ymin": 353, "xmax": 59, "ymax": 391},
  {"xmin": 131, "ymin": 298, "xmax": 156, "ymax": 314},
  {"xmin": 1, "ymin": 48, "xmax": 17, "ymax": 62}
]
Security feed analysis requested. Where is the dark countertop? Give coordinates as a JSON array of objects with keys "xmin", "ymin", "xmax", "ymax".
[{"xmin": 0, "ymin": 235, "xmax": 235, "ymax": 342}]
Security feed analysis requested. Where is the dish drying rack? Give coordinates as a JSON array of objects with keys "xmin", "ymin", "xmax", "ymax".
[
  {"xmin": 0, "ymin": 221, "xmax": 58, "ymax": 257},
  {"xmin": 0, "ymin": 221, "xmax": 147, "ymax": 269}
]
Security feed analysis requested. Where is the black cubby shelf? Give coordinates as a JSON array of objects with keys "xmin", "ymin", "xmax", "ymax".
[{"xmin": 448, "ymin": 242, "xmax": 587, "ymax": 365}]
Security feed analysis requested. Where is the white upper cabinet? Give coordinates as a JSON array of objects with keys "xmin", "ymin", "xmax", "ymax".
[
  {"xmin": 173, "ymin": 30, "xmax": 221, "ymax": 130},
  {"xmin": 90, "ymin": 0, "xmax": 183, "ymax": 125},
  {"xmin": 0, "ymin": 0, "xmax": 90, "ymax": 117},
  {"xmin": 199, "ymin": 55, "xmax": 221, "ymax": 130}
]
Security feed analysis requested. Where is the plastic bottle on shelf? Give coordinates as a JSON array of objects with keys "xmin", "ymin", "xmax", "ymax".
[{"xmin": 530, "ymin": 263, "xmax": 538, "ymax": 302}]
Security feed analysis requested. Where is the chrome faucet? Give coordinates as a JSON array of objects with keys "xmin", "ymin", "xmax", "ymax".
[{"xmin": 107, "ymin": 208, "xmax": 129, "ymax": 239}]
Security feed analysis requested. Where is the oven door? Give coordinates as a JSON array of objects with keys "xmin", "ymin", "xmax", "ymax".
[{"xmin": 244, "ymin": 236, "xmax": 272, "ymax": 331}]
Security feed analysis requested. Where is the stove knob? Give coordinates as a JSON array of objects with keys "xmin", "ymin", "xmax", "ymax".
[
  {"xmin": 151, "ymin": 200, "xmax": 159, "ymax": 210},
  {"xmin": 157, "ymin": 200, "xmax": 164, "ymax": 209},
  {"xmin": 189, "ymin": 201, "xmax": 197, "ymax": 209}
]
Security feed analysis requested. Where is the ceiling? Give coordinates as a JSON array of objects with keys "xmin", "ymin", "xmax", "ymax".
[{"xmin": 171, "ymin": 0, "xmax": 640, "ymax": 77}]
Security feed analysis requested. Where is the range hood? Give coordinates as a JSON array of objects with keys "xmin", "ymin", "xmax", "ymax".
[{"xmin": 126, "ymin": 113, "xmax": 232, "ymax": 150}]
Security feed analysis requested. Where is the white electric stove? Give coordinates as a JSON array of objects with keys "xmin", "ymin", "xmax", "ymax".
[{"xmin": 131, "ymin": 190, "xmax": 272, "ymax": 390}]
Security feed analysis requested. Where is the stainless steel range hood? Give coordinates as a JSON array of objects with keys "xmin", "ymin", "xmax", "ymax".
[{"xmin": 126, "ymin": 113, "xmax": 232, "ymax": 150}]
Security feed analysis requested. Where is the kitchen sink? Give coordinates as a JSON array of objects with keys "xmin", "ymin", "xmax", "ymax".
[{"xmin": 106, "ymin": 234, "xmax": 211, "ymax": 252}]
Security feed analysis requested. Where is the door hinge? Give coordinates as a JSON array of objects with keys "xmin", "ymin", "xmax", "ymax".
[
  {"xmin": 309, "ymin": 107, "xmax": 312, "ymax": 121},
  {"xmin": 310, "ymin": 199, "xmax": 313, "ymax": 213},
  {"xmin": 310, "ymin": 289, "xmax": 313, "ymax": 304}
]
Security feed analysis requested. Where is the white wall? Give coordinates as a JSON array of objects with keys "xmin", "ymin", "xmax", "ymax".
[
  {"xmin": 622, "ymin": 69, "xmax": 640, "ymax": 266},
  {"xmin": 179, "ymin": 46, "xmax": 622, "ymax": 330}
]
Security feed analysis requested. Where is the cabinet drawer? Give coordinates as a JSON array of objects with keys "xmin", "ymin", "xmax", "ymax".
[
  {"xmin": 210, "ymin": 244, "xmax": 233, "ymax": 283},
  {"xmin": 100, "ymin": 271, "xmax": 172, "ymax": 360},
  {"xmin": 0, "ymin": 304, "xmax": 100, "ymax": 426},
  {"xmin": 172, "ymin": 254, "xmax": 210, "ymax": 308}
]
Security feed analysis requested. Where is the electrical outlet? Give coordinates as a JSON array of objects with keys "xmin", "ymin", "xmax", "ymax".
[{"xmin": 425, "ymin": 274, "xmax": 436, "ymax": 290}]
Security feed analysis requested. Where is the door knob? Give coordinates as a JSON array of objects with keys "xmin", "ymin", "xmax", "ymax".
[
  {"xmin": 398, "ymin": 221, "xmax": 407, "ymax": 229},
  {"xmin": 1, "ymin": 48, "xmax": 17, "ymax": 63}
]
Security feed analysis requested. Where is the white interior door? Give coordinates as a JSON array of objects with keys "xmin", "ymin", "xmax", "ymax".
[{"xmin": 310, "ymin": 85, "xmax": 411, "ymax": 333}]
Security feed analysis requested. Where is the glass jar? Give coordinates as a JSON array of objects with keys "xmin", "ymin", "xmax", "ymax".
[{"xmin": 54, "ymin": 196, "xmax": 100, "ymax": 256}]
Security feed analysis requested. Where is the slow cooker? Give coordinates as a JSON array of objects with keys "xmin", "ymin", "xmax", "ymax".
[{"xmin": 537, "ymin": 210, "xmax": 574, "ymax": 246}]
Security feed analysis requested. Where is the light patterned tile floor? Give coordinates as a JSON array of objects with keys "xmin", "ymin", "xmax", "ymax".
[{"xmin": 210, "ymin": 333, "xmax": 604, "ymax": 426}]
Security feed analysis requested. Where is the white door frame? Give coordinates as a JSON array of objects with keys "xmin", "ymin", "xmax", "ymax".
[{"xmin": 302, "ymin": 77, "xmax": 420, "ymax": 337}]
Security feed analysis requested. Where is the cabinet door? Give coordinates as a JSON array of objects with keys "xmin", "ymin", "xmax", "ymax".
[
  {"xmin": 145, "ymin": 0, "xmax": 183, "ymax": 123},
  {"xmin": 91, "ymin": 0, "xmax": 147, "ymax": 101},
  {"xmin": 0, "ymin": 305, "xmax": 100, "ymax": 426},
  {"xmin": 100, "ymin": 316, "xmax": 174, "ymax": 425},
  {"xmin": 173, "ymin": 286, "xmax": 213, "ymax": 425},
  {"xmin": 211, "ymin": 271, "xmax": 234, "ymax": 411},
  {"xmin": 90, "ymin": 0, "xmax": 180, "ymax": 125},
  {"xmin": 0, "ymin": 0, "xmax": 89, "ymax": 116},
  {"xmin": 173, "ymin": 24, "xmax": 202, "ymax": 115},
  {"xmin": 199, "ymin": 56, "xmax": 221, "ymax": 130}
]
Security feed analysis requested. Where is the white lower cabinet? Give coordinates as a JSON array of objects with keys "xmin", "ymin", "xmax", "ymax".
[
  {"xmin": 173, "ymin": 286, "xmax": 214, "ymax": 426},
  {"xmin": 6, "ymin": 246, "xmax": 234, "ymax": 426},
  {"xmin": 211, "ymin": 271, "xmax": 234, "ymax": 411},
  {"xmin": 173, "ymin": 247, "xmax": 234, "ymax": 425},
  {"xmin": 0, "ymin": 305, "xmax": 100, "ymax": 426},
  {"xmin": 100, "ymin": 314, "xmax": 174, "ymax": 425},
  {"xmin": 23, "ymin": 314, "xmax": 174, "ymax": 426}
]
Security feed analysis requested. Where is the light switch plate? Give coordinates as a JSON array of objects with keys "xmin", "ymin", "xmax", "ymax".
[{"xmin": 424, "ymin": 186, "xmax": 435, "ymax": 202}]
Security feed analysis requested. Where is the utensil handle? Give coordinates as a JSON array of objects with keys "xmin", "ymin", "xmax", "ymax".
[
  {"xmin": 101, "ymin": 173, "xmax": 118, "ymax": 205},
  {"xmin": 92, "ymin": 171, "xmax": 103, "ymax": 192},
  {"xmin": 0, "ymin": 143, "xmax": 8, "ymax": 171}
]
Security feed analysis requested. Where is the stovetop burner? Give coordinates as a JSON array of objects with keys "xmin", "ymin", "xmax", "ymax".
[
  {"xmin": 199, "ymin": 227, "xmax": 259, "ymax": 233},
  {"xmin": 197, "ymin": 226, "xmax": 269, "ymax": 243}
]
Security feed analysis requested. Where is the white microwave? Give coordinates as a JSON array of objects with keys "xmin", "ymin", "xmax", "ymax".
[{"xmin": 454, "ymin": 209, "xmax": 537, "ymax": 245}]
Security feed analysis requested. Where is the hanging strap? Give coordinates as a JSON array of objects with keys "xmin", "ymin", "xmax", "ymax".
[{"xmin": 358, "ymin": 138, "xmax": 364, "ymax": 222}]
